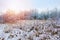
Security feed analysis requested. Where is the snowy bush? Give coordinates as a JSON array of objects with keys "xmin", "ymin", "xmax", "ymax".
[{"xmin": 0, "ymin": 20, "xmax": 60, "ymax": 40}]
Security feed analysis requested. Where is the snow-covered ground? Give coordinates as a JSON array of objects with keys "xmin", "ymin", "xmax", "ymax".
[{"xmin": 0, "ymin": 20, "xmax": 60, "ymax": 40}]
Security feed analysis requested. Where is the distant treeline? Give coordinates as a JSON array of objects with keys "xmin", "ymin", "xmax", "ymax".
[
  {"xmin": 0, "ymin": 8, "xmax": 60, "ymax": 23},
  {"xmin": 24, "ymin": 8, "xmax": 60, "ymax": 20}
]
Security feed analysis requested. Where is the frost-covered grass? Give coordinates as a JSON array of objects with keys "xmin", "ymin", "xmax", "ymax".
[{"xmin": 0, "ymin": 20, "xmax": 60, "ymax": 40}]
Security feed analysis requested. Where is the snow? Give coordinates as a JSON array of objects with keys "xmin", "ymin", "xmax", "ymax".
[{"xmin": 0, "ymin": 20, "xmax": 60, "ymax": 40}]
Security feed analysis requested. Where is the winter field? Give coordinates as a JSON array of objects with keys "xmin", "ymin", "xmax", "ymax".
[{"xmin": 0, "ymin": 20, "xmax": 60, "ymax": 40}]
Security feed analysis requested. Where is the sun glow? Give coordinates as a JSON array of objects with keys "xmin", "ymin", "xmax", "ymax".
[
  {"xmin": 7, "ymin": 0, "xmax": 21, "ymax": 13},
  {"xmin": 3, "ymin": 0, "xmax": 32, "ymax": 14}
]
